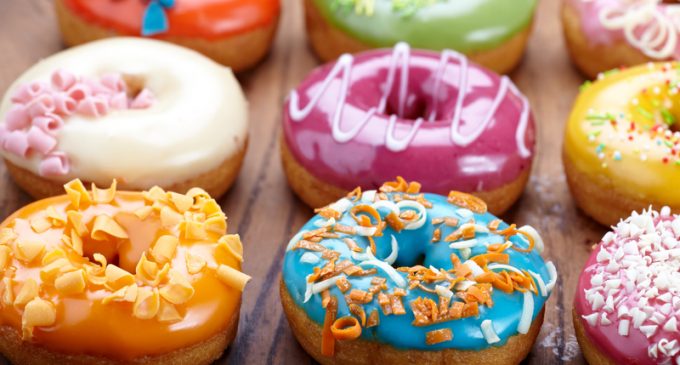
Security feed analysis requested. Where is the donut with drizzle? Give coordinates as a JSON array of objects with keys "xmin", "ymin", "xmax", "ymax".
[
  {"xmin": 280, "ymin": 178, "xmax": 556, "ymax": 365},
  {"xmin": 0, "ymin": 179, "xmax": 249, "ymax": 364},
  {"xmin": 54, "ymin": 0, "xmax": 280, "ymax": 72},
  {"xmin": 0, "ymin": 37, "xmax": 248, "ymax": 199},
  {"xmin": 563, "ymin": 0, "xmax": 680, "ymax": 78},
  {"xmin": 282, "ymin": 43, "xmax": 536, "ymax": 215},
  {"xmin": 574, "ymin": 207, "xmax": 680, "ymax": 364},
  {"xmin": 563, "ymin": 62, "xmax": 680, "ymax": 226}
]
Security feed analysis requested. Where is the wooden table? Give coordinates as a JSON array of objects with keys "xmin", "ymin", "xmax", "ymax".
[{"xmin": 0, "ymin": 0, "xmax": 600, "ymax": 364}]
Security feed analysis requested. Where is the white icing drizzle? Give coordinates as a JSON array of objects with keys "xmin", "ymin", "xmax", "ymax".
[
  {"xmin": 594, "ymin": 0, "xmax": 680, "ymax": 59},
  {"xmin": 289, "ymin": 42, "xmax": 531, "ymax": 156}
]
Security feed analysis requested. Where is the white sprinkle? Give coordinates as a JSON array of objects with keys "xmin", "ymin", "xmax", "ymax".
[
  {"xmin": 435, "ymin": 285, "xmax": 453, "ymax": 299},
  {"xmin": 355, "ymin": 225, "xmax": 378, "ymax": 236},
  {"xmin": 358, "ymin": 260, "xmax": 406, "ymax": 288},
  {"xmin": 664, "ymin": 317, "xmax": 678, "ymax": 332},
  {"xmin": 464, "ymin": 260, "xmax": 485, "ymax": 278},
  {"xmin": 601, "ymin": 313, "xmax": 612, "ymax": 326},
  {"xmin": 529, "ymin": 270, "xmax": 548, "ymax": 297},
  {"xmin": 518, "ymin": 225, "xmax": 544, "ymax": 253},
  {"xmin": 661, "ymin": 206, "xmax": 672, "ymax": 217},
  {"xmin": 396, "ymin": 200, "xmax": 427, "ymax": 230},
  {"xmin": 619, "ymin": 319, "xmax": 630, "ymax": 336},
  {"xmin": 313, "ymin": 217, "xmax": 336, "ymax": 228},
  {"xmin": 384, "ymin": 235, "xmax": 399, "ymax": 265},
  {"xmin": 329, "ymin": 198, "xmax": 352, "ymax": 214},
  {"xmin": 545, "ymin": 262, "xmax": 557, "ymax": 292},
  {"xmin": 582, "ymin": 313, "xmax": 599, "ymax": 327},
  {"xmin": 641, "ymin": 325, "xmax": 658, "ymax": 338},
  {"xmin": 481, "ymin": 320, "xmax": 501, "ymax": 344},
  {"xmin": 360, "ymin": 190, "xmax": 376, "ymax": 203},
  {"xmin": 517, "ymin": 291, "xmax": 534, "ymax": 334},
  {"xmin": 286, "ymin": 231, "xmax": 305, "ymax": 251},
  {"xmin": 299, "ymin": 252, "xmax": 320, "ymax": 264},
  {"xmin": 449, "ymin": 239, "xmax": 479, "ymax": 250}
]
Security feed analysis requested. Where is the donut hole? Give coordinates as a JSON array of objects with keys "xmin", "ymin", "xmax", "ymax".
[
  {"xmin": 121, "ymin": 73, "xmax": 146, "ymax": 98},
  {"xmin": 82, "ymin": 237, "xmax": 122, "ymax": 268},
  {"xmin": 383, "ymin": 93, "xmax": 429, "ymax": 120},
  {"xmin": 80, "ymin": 212, "xmax": 162, "ymax": 275}
]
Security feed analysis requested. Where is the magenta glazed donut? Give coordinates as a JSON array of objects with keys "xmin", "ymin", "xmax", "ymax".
[{"xmin": 281, "ymin": 43, "xmax": 535, "ymax": 214}]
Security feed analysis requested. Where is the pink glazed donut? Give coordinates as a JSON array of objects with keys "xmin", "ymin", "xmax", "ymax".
[
  {"xmin": 281, "ymin": 43, "xmax": 535, "ymax": 215},
  {"xmin": 574, "ymin": 207, "xmax": 680, "ymax": 364},
  {"xmin": 562, "ymin": 0, "xmax": 680, "ymax": 78}
]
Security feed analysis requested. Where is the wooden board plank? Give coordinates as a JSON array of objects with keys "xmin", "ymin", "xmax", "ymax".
[{"xmin": 0, "ymin": 0, "xmax": 599, "ymax": 363}]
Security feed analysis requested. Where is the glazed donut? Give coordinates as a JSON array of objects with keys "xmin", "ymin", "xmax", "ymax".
[
  {"xmin": 563, "ymin": 62, "xmax": 680, "ymax": 226},
  {"xmin": 280, "ymin": 178, "xmax": 557, "ymax": 365},
  {"xmin": 282, "ymin": 43, "xmax": 535, "ymax": 215},
  {"xmin": 562, "ymin": 0, "xmax": 680, "ymax": 78},
  {"xmin": 55, "ymin": 0, "xmax": 280, "ymax": 72},
  {"xmin": 0, "ymin": 179, "xmax": 249, "ymax": 364},
  {"xmin": 574, "ymin": 207, "xmax": 680, "ymax": 364},
  {"xmin": 303, "ymin": 0, "xmax": 537, "ymax": 74},
  {"xmin": 0, "ymin": 37, "xmax": 248, "ymax": 200}
]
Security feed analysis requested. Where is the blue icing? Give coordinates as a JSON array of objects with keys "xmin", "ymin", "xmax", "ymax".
[
  {"xmin": 141, "ymin": 0, "xmax": 175, "ymax": 37},
  {"xmin": 282, "ymin": 192, "xmax": 553, "ymax": 351}
]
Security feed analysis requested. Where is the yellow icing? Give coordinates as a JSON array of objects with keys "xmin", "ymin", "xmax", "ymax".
[{"xmin": 564, "ymin": 63, "xmax": 680, "ymax": 205}]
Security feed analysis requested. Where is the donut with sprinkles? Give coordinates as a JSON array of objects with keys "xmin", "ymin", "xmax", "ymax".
[
  {"xmin": 564, "ymin": 62, "xmax": 680, "ymax": 226},
  {"xmin": 280, "ymin": 178, "xmax": 557, "ymax": 365},
  {"xmin": 574, "ymin": 206, "xmax": 680, "ymax": 364}
]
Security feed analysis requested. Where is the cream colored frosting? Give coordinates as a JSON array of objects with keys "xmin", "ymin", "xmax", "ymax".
[{"xmin": 0, "ymin": 37, "xmax": 248, "ymax": 189}]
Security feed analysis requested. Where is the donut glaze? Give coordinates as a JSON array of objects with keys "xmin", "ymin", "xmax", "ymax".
[
  {"xmin": 564, "ymin": 62, "xmax": 680, "ymax": 207},
  {"xmin": 309, "ymin": 0, "xmax": 536, "ymax": 53},
  {"xmin": 61, "ymin": 0, "xmax": 280, "ymax": 39},
  {"xmin": 282, "ymin": 181, "xmax": 556, "ymax": 352},
  {"xmin": 574, "ymin": 207, "xmax": 680, "ymax": 364},
  {"xmin": 0, "ymin": 180, "xmax": 248, "ymax": 359},
  {"xmin": 283, "ymin": 44, "xmax": 535, "ymax": 195},
  {"xmin": 565, "ymin": 0, "xmax": 680, "ymax": 60}
]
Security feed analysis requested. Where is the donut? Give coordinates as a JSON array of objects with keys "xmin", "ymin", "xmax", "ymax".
[
  {"xmin": 0, "ymin": 37, "xmax": 248, "ymax": 200},
  {"xmin": 303, "ymin": 0, "xmax": 537, "ymax": 74},
  {"xmin": 563, "ymin": 62, "xmax": 680, "ymax": 226},
  {"xmin": 280, "ymin": 178, "xmax": 557, "ymax": 365},
  {"xmin": 562, "ymin": 0, "xmax": 680, "ymax": 78},
  {"xmin": 55, "ymin": 0, "xmax": 280, "ymax": 72},
  {"xmin": 282, "ymin": 43, "xmax": 536, "ymax": 215},
  {"xmin": 574, "ymin": 206, "xmax": 680, "ymax": 364},
  {"xmin": 0, "ymin": 178, "xmax": 250, "ymax": 364}
]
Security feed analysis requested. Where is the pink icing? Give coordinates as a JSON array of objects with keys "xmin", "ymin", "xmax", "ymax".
[
  {"xmin": 0, "ymin": 70, "xmax": 155, "ymax": 177},
  {"xmin": 575, "ymin": 208, "xmax": 680, "ymax": 364},
  {"xmin": 282, "ymin": 44, "xmax": 535, "ymax": 194},
  {"xmin": 567, "ymin": 0, "xmax": 680, "ymax": 60}
]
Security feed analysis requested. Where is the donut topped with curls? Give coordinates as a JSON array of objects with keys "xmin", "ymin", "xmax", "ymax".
[
  {"xmin": 0, "ymin": 179, "xmax": 249, "ymax": 361},
  {"xmin": 280, "ymin": 177, "xmax": 556, "ymax": 363}
]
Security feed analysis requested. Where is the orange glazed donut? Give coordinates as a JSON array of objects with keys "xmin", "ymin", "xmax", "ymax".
[
  {"xmin": 0, "ymin": 179, "xmax": 250, "ymax": 365},
  {"xmin": 55, "ymin": 0, "xmax": 281, "ymax": 72}
]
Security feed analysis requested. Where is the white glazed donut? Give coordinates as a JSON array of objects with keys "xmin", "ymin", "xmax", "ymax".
[{"xmin": 0, "ymin": 37, "xmax": 248, "ymax": 198}]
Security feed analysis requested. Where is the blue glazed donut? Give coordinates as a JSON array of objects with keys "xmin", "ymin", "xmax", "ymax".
[{"xmin": 280, "ymin": 178, "xmax": 557, "ymax": 363}]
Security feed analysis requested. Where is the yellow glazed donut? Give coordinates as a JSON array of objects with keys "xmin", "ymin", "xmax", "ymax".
[
  {"xmin": 0, "ymin": 37, "xmax": 248, "ymax": 200},
  {"xmin": 563, "ymin": 63, "xmax": 680, "ymax": 226},
  {"xmin": 0, "ymin": 179, "xmax": 249, "ymax": 364}
]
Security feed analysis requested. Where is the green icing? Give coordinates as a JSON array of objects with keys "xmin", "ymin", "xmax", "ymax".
[{"xmin": 315, "ymin": 0, "xmax": 537, "ymax": 52}]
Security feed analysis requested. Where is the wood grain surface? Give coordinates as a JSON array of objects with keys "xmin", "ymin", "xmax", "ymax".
[{"xmin": 0, "ymin": 0, "xmax": 599, "ymax": 364}]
